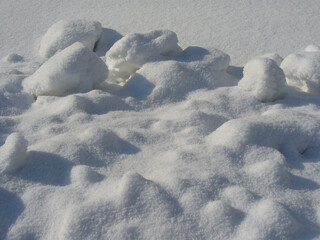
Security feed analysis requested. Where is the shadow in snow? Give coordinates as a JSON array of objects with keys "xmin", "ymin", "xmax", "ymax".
[
  {"xmin": 16, "ymin": 151, "xmax": 74, "ymax": 186},
  {"xmin": 0, "ymin": 188, "xmax": 25, "ymax": 239},
  {"xmin": 95, "ymin": 28, "xmax": 123, "ymax": 57},
  {"xmin": 119, "ymin": 73, "xmax": 155, "ymax": 100},
  {"xmin": 289, "ymin": 173, "xmax": 319, "ymax": 191},
  {"xmin": 227, "ymin": 66, "xmax": 243, "ymax": 79},
  {"xmin": 178, "ymin": 46, "xmax": 210, "ymax": 62}
]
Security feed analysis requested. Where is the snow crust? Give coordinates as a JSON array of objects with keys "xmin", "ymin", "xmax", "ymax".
[
  {"xmin": 23, "ymin": 42, "xmax": 108, "ymax": 97},
  {"xmin": 281, "ymin": 47, "xmax": 320, "ymax": 93},
  {"xmin": 238, "ymin": 57, "xmax": 286, "ymax": 102},
  {"xmin": 39, "ymin": 19, "xmax": 102, "ymax": 58},
  {"xmin": 1, "ymin": 4, "xmax": 320, "ymax": 239},
  {"xmin": 106, "ymin": 30, "xmax": 182, "ymax": 84}
]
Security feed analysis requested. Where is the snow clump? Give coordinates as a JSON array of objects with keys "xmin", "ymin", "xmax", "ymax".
[
  {"xmin": 0, "ymin": 133, "xmax": 28, "ymax": 173},
  {"xmin": 39, "ymin": 19, "xmax": 102, "ymax": 58},
  {"xmin": 281, "ymin": 46, "xmax": 320, "ymax": 93},
  {"xmin": 106, "ymin": 30, "xmax": 182, "ymax": 84},
  {"xmin": 238, "ymin": 57, "xmax": 286, "ymax": 102},
  {"xmin": 23, "ymin": 42, "xmax": 108, "ymax": 97}
]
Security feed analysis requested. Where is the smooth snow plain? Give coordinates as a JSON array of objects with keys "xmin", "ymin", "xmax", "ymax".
[{"xmin": 1, "ymin": 1, "xmax": 320, "ymax": 240}]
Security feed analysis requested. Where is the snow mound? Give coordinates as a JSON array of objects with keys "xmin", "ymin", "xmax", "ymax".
[
  {"xmin": 260, "ymin": 52, "xmax": 283, "ymax": 66},
  {"xmin": 200, "ymin": 200, "xmax": 242, "ymax": 239},
  {"xmin": 5, "ymin": 53, "xmax": 23, "ymax": 63},
  {"xmin": 70, "ymin": 165, "xmax": 104, "ymax": 185},
  {"xmin": 106, "ymin": 30, "xmax": 182, "ymax": 84},
  {"xmin": 120, "ymin": 47, "xmax": 234, "ymax": 105},
  {"xmin": 304, "ymin": 44, "xmax": 320, "ymax": 52},
  {"xmin": 236, "ymin": 199, "xmax": 300, "ymax": 239},
  {"xmin": 281, "ymin": 49, "xmax": 320, "ymax": 93},
  {"xmin": 0, "ymin": 133, "xmax": 28, "ymax": 173},
  {"xmin": 39, "ymin": 19, "xmax": 102, "ymax": 58},
  {"xmin": 238, "ymin": 57, "xmax": 286, "ymax": 102},
  {"xmin": 23, "ymin": 42, "xmax": 108, "ymax": 97}
]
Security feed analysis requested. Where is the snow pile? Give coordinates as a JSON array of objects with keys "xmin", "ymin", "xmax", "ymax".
[
  {"xmin": 39, "ymin": 19, "xmax": 102, "ymax": 58},
  {"xmin": 281, "ymin": 46, "xmax": 320, "ymax": 93},
  {"xmin": 23, "ymin": 42, "xmax": 108, "ymax": 97},
  {"xmin": 121, "ymin": 47, "xmax": 234, "ymax": 105},
  {"xmin": 238, "ymin": 57, "xmax": 286, "ymax": 102},
  {"xmin": 0, "ymin": 133, "xmax": 28, "ymax": 173},
  {"xmin": 106, "ymin": 30, "xmax": 182, "ymax": 84}
]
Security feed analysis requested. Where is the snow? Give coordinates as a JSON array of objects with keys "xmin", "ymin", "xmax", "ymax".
[
  {"xmin": 23, "ymin": 42, "xmax": 108, "ymax": 97},
  {"xmin": 281, "ymin": 48, "xmax": 320, "ymax": 93},
  {"xmin": 238, "ymin": 57, "xmax": 286, "ymax": 102},
  {"xmin": 1, "ymin": 1, "xmax": 320, "ymax": 240},
  {"xmin": 106, "ymin": 30, "xmax": 182, "ymax": 84},
  {"xmin": 0, "ymin": 133, "xmax": 28, "ymax": 173},
  {"xmin": 39, "ymin": 19, "xmax": 102, "ymax": 58}
]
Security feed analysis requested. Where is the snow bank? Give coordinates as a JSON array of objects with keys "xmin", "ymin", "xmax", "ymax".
[
  {"xmin": 281, "ymin": 48, "xmax": 320, "ymax": 93},
  {"xmin": 106, "ymin": 30, "xmax": 182, "ymax": 84},
  {"xmin": 0, "ymin": 133, "xmax": 28, "ymax": 173},
  {"xmin": 23, "ymin": 42, "xmax": 108, "ymax": 97},
  {"xmin": 238, "ymin": 57, "xmax": 286, "ymax": 102},
  {"xmin": 39, "ymin": 19, "xmax": 102, "ymax": 58}
]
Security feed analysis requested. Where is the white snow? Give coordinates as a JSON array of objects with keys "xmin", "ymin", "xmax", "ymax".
[
  {"xmin": 23, "ymin": 42, "xmax": 108, "ymax": 97},
  {"xmin": 281, "ymin": 48, "xmax": 320, "ymax": 93},
  {"xmin": 238, "ymin": 57, "xmax": 286, "ymax": 102},
  {"xmin": 1, "ymin": 1, "xmax": 320, "ymax": 240},
  {"xmin": 106, "ymin": 30, "xmax": 182, "ymax": 84},
  {"xmin": 0, "ymin": 133, "xmax": 28, "ymax": 173},
  {"xmin": 39, "ymin": 19, "xmax": 102, "ymax": 58}
]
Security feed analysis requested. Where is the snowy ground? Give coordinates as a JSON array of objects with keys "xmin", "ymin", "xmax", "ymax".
[{"xmin": 0, "ymin": 1, "xmax": 320, "ymax": 239}]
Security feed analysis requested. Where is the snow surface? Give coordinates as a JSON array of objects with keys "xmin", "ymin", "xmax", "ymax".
[
  {"xmin": 39, "ymin": 19, "xmax": 102, "ymax": 58},
  {"xmin": 1, "ymin": 1, "xmax": 320, "ymax": 240}
]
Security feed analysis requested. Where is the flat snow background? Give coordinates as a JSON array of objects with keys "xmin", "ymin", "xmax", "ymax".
[
  {"xmin": 1, "ymin": 1, "xmax": 320, "ymax": 240},
  {"xmin": 1, "ymin": 0, "xmax": 320, "ymax": 65}
]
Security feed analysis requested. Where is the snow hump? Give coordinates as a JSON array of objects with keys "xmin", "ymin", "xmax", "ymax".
[
  {"xmin": 106, "ymin": 30, "xmax": 182, "ymax": 84},
  {"xmin": 23, "ymin": 42, "xmax": 108, "ymax": 97},
  {"xmin": 39, "ymin": 19, "xmax": 102, "ymax": 58},
  {"xmin": 238, "ymin": 57, "xmax": 286, "ymax": 102},
  {"xmin": 281, "ymin": 47, "xmax": 320, "ymax": 93}
]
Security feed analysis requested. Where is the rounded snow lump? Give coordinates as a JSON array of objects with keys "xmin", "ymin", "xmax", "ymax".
[
  {"xmin": 238, "ymin": 57, "xmax": 286, "ymax": 102},
  {"xmin": 281, "ymin": 49, "xmax": 320, "ymax": 93},
  {"xmin": 23, "ymin": 42, "xmax": 108, "ymax": 97},
  {"xmin": 106, "ymin": 30, "xmax": 182, "ymax": 83},
  {"xmin": 0, "ymin": 133, "xmax": 28, "ymax": 173},
  {"xmin": 39, "ymin": 19, "xmax": 102, "ymax": 58}
]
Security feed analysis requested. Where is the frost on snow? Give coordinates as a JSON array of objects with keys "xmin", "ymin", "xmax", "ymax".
[
  {"xmin": 106, "ymin": 30, "xmax": 182, "ymax": 85},
  {"xmin": 238, "ymin": 57, "xmax": 286, "ymax": 102},
  {"xmin": 39, "ymin": 19, "xmax": 102, "ymax": 58},
  {"xmin": 281, "ymin": 46, "xmax": 320, "ymax": 93},
  {"xmin": 0, "ymin": 133, "xmax": 28, "ymax": 173},
  {"xmin": 23, "ymin": 42, "xmax": 108, "ymax": 97}
]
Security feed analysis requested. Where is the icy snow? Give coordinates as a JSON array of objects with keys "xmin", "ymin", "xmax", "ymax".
[
  {"xmin": 23, "ymin": 42, "xmax": 108, "ymax": 97},
  {"xmin": 106, "ymin": 30, "xmax": 182, "ymax": 84},
  {"xmin": 281, "ymin": 48, "xmax": 320, "ymax": 93},
  {"xmin": 1, "ymin": 1, "xmax": 320, "ymax": 240},
  {"xmin": 39, "ymin": 19, "xmax": 102, "ymax": 58}
]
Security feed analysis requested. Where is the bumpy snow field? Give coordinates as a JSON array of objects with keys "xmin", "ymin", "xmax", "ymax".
[{"xmin": 0, "ymin": 1, "xmax": 320, "ymax": 239}]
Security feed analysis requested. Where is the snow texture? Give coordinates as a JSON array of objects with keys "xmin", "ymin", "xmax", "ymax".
[
  {"xmin": 23, "ymin": 42, "xmax": 108, "ymax": 97},
  {"xmin": 0, "ymin": 133, "xmax": 28, "ymax": 173},
  {"xmin": 238, "ymin": 57, "xmax": 286, "ymax": 102},
  {"xmin": 281, "ymin": 47, "xmax": 320, "ymax": 93},
  {"xmin": 39, "ymin": 19, "xmax": 102, "ymax": 58},
  {"xmin": 106, "ymin": 30, "xmax": 182, "ymax": 84}
]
